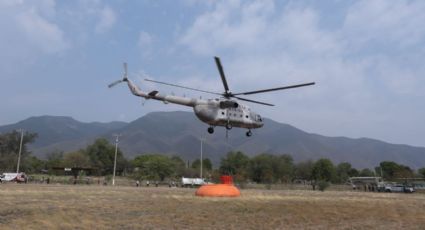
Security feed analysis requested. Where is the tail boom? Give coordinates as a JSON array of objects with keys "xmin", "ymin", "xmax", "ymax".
[
  {"xmin": 110, "ymin": 62, "xmax": 199, "ymax": 107},
  {"xmin": 125, "ymin": 78, "xmax": 197, "ymax": 107}
]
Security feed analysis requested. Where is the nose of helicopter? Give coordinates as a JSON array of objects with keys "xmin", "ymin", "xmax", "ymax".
[
  {"xmin": 254, "ymin": 114, "xmax": 264, "ymax": 128},
  {"xmin": 257, "ymin": 120, "xmax": 264, "ymax": 128},
  {"xmin": 260, "ymin": 120, "xmax": 264, "ymax": 127}
]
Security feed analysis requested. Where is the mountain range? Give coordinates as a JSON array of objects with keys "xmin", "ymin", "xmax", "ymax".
[{"xmin": 1, "ymin": 111, "xmax": 424, "ymax": 169}]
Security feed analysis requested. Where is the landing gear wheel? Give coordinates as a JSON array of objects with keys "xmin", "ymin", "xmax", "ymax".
[
  {"xmin": 226, "ymin": 123, "xmax": 233, "ymax": 130},
  {"xmin": 246, "ymin": 130, "xmax": 252, "ymax": 137},
  {"xmin": 207, "ymin": 127, "xmax": 214, "ymax": 134}
]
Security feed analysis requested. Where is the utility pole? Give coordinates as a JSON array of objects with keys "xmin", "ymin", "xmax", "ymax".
[
  {"xmin": 16, "ymin": 129, "xmax": 24, "ymax": 173},
  {"xmin": 112, "ymin": 134, "xmax": 121, "ymax": 186},
  {"xmin": 200, "ymin": 137, "xmax": 205, "ymax": 179}
]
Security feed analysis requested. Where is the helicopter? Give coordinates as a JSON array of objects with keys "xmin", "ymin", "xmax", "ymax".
[{"xmin": 108, "ymin": 57, "xmax": 315, "ymax": 137}]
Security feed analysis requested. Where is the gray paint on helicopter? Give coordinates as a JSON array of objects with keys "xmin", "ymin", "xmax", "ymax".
[{"xmin": 108, "ymin": 57, "xmax": 314, "ymax": 136}]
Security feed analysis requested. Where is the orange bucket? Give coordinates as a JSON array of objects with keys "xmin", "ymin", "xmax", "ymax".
[{"xmin": 195, "ymin": 175, "xmax": 240, "ymax": 197}]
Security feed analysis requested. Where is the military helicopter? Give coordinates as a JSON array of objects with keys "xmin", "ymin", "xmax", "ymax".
[{"xmin": 108, "ymin": 57, "xmax": 314, "ymax": 137}]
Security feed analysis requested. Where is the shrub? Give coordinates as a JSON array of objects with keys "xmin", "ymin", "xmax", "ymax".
[{"xmin": 317, "ymin": 180, "xmax": 330, "ymax": 191}]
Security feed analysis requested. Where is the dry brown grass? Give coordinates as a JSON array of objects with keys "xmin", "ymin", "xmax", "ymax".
[{"xmin": 0, "ymin": 184, "xmax": 424, "ymax": 229}]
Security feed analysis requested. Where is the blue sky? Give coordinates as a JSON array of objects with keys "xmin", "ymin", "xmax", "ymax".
[{"xmin": 1, "ymin": 0, "xmax": 425, "ymax": 147}]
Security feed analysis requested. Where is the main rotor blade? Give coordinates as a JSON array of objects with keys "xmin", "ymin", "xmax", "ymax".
[
  {"xmin": 234, "ymin": 82, "xmax": 315, "ymax": 96},
  {"xmin": 214, "ymin": 56, "xmax": 230, "ymax": 93},
  {"xmin": 233, "ymin": 96, "xmax": 274, "ymax": 106},
  {"xmin": 144, "ymin": 79, "xmax": 222, "ymax": 96},
  {"xmin": 108, "ymin": 79, "xmax": 124, "ymax": 88}
]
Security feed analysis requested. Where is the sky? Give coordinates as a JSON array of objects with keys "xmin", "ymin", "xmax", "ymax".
[{"xmin": 1, "ymin": 0, "xmax": 425, "ymax": 147}]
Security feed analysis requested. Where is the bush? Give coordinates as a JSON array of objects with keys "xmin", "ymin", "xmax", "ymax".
[
  {"xmin": 317, "ymin": 180, "xmax": 330, "ymax": 191},
  {"xmin": 265, "ymin": 183, "xmax": 272, "ymax": 190}
]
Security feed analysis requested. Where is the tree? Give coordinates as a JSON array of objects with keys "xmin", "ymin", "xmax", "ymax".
[
  {"xmin": 359, "ymin": 168, "xmax": 374, "ymax": 177},
  {"xmin": 312, "ymin": 158, "xmax": 335, "ymax": 182},
  {"xmin": 84, "ymin": 138, "xmax": 127, "ymax": 175},
  {"xmin": 380, "ymin": 161, "xmax": 400, "ymax": 179},
  {"xmin": 191, "ymin": 158, "xmax": 213, "ymax": 178},
  {"xmin": 63, "ymin": 151, "xmax": 90, "ymax": 168},
  {"xmin": 248, "ymin": 154, "xmax": 275, "ymax": 183},
  {"xmin": 21, "ymin": 156, "xmax": 44, "ymax": 174},
  {"xmin": 348, "ymin": 168, "xmax": 359, "ymax": 177},
  {"xmin": 294, "ymin": 160, "xmax": 314, "ymax": 181},
  {"xmin": 394, "ymin": 165, "xmax": 414, "ymax": 178},
  {"xmin": 379, "ymin": 161, "xmax": 414, "ymax": 180},
  {"xmin": 45, "ymin": 151, "xmax": 64, "ymax": 172},
  {"xmin": 132, "ymin": 154, "xmax": 174, "ymax": 181},
  {"xmin": 191, "ymin": 158, "xmax": 212, "ymax": 171},
  {"xmin": 170, "ymin": 155, "xmax": 186, "ymax": 178},
  {"xmin": 273, "ymin": 154, "xmax": 294, "ymax": 183},
  {"xmin": 219, "ymin": 151, "xmax": 250, "ymax": 181},
  {"xmin": 0, "ymin": 131, "xmax": 37, "ymax": 172},
  {"xmin": 335, "ymin": 162, "xmax": 353, "ymax": 183}
]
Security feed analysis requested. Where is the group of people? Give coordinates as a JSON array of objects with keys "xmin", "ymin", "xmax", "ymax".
[
  {"xmin": 135, "ymin": 180, "xmax": 178, "ymax": 188},
  {"xmin": 135, "ymin": 180, "xmax": 159, "ymax": 187}
]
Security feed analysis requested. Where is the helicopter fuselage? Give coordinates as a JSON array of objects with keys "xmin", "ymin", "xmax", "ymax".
[
  {"xmin": 193, "ymin": 99, "xmax": 263, "ymax": 129},
  {"xmin": 125, "ymin": 80, "xmax": 263, "ymax": 131}
]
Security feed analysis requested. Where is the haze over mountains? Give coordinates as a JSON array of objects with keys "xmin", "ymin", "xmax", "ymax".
[{"xmin": 1, "ymin": 111, "xmax": 424, "ymax": 169}]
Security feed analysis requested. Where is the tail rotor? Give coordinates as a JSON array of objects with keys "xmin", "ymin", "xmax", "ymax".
[
  {"xmin": 108, "ymin": 62, "xmax": 128, "ymax": 88},
  {"xmin": 108, "ymin": 79, "xmax": 124, "ymax": 88}
]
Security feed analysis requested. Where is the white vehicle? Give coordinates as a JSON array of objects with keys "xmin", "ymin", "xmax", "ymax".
[
  {"xmin": 109, "ymin": 57, "xmax": 314, "ymax": 137},
  {"xmin": 181, "ymin": 177, "xmax": 206, "ymax": 187},
  {"xmin": 384, "ymin": 184, "xmax": 415, "ymax": 193},
  {"xmin": 0, "ymin": 173, "xmax": 27, "ymax": 183}
]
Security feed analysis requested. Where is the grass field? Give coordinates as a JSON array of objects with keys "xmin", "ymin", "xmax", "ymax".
[{"xmin": 0, "ymin": 184, "xmax": 424, "ymax": 229}]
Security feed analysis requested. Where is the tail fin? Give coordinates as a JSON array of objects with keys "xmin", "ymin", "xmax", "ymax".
[
  {"xmin": 108, "ymin": 62, "xmax": 128, "ymax": 88},
  {"xmin": 108, "ymin": 62, "xmax": 148, "ymax": 98}
]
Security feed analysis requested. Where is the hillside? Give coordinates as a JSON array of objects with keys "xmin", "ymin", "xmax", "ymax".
[
  {"xmin": 0, "ymin": 115, "xmax": 127, "ymax": 153},
  {"xmin": 1, "ymin": 112, "xmax": 424, "ymax": 169}
]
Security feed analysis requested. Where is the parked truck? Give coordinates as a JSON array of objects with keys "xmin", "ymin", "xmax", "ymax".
[
  {"xmin": 181, "ymin": 177, "xmax": 206, "ymax": 187},
  {"xmin": 384, "ymin": 184, "xmax": 415, "ymax": 193},
  {"xmin": 0, "ymin": 173, "xmax": 27, "ymax": 183}
]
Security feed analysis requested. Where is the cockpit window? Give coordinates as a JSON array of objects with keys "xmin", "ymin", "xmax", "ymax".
[{"xmin": 257, "ymin": 115, "xmax": 262, "ymax": 122}]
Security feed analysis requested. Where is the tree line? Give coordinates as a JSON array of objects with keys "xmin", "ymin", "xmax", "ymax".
[{"xmin": 1, "ymin": 131, "xmax": 425, "ymax": 184}]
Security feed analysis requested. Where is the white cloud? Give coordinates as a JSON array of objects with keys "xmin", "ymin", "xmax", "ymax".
[
  {"xmin": 180, "ymin": 0, "xmax": 275, "ymax": 55},
  {"xmin": 138, "ymin": 31, "xmax": 154, "ymax": 49},
  {"xmin": 137, "ymin": 31, "xmax": 156, "ymax": 59},
  {"xmin": 178, "ymin": 0, "xmax": 425, "ymax": 145},
  {"xmin": 0, "ymin": 1, "xmax": 68, "ymax": 78},
  {"xmin": 343, "ymin": 0, "xmax": 425, "ymax": 49},
  {"xmin": 16, "ymin": 8, "xmax": 68, "ymax": 53},
  {"xmin": 0, "ymin": 1, "xmax": 68, "ymax": 55},
  {"xmin": 95, "ymin": 6, "xmax": 116, "ymax": 33}
]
